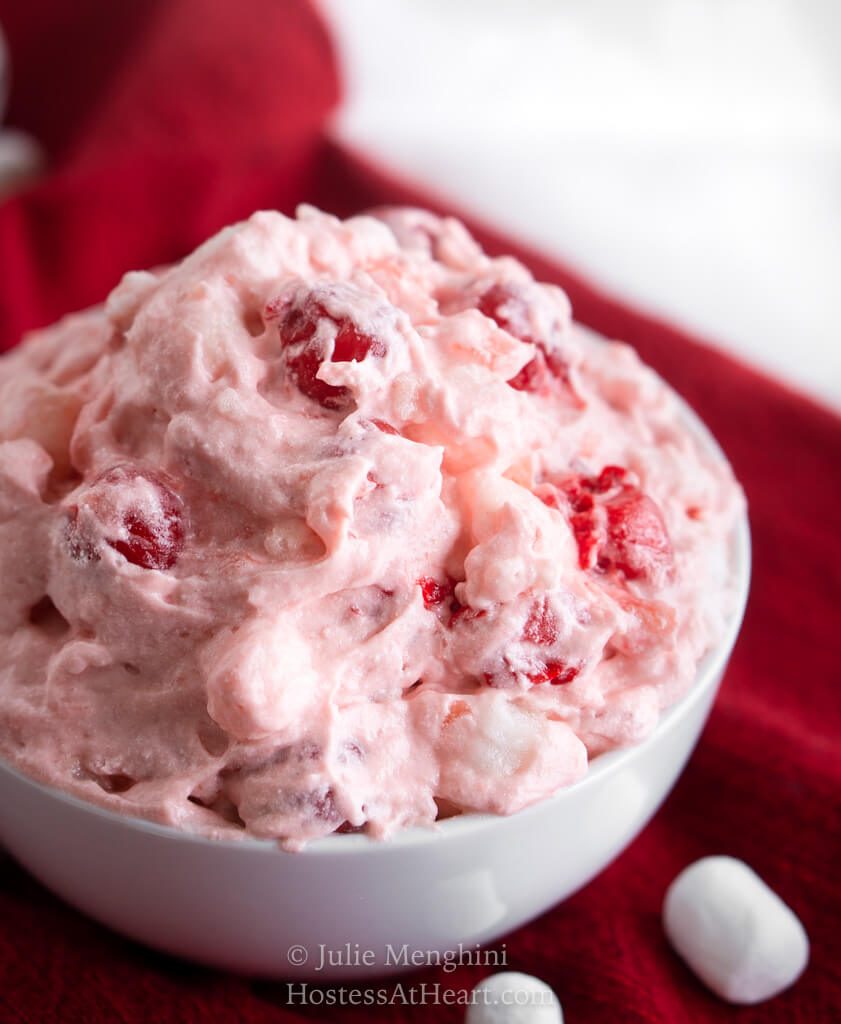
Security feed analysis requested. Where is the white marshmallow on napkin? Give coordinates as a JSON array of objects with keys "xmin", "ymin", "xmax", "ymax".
[
  {"xmin": 663, "ymin": 855, "xmax": 809, "ymax": 1004},
  {"xmin": 466, "ymin": 971, "xmax": 563, "ymax": 1024}
]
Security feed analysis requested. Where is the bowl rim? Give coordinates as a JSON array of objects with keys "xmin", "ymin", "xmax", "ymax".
[{"xmin": 0, "ymin": 342, "xmax": 752, "ymax": 857}]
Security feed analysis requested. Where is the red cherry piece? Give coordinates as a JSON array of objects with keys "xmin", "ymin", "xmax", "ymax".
[
  {"xmin": 584, "ymin": 465, "xmax": 628, "ymax": 494},
  {"xmin": 478, "ymin": 283, "xmax": 537, "ymax": 346},
  {"xmin": 508, "ymin": 354, "xmax": 548, "ymax": 393},
  {"xmin": 104, "ymin": 469, "xmax": 184, "ymax": 570},
  {"xmin": 333, "ymin": 319, "xmax": 385, "ymax": 361},
  {"xmin": 418, "ymin": 576, "xmax": 454, "ymax": 609},
  {"xmin": 285, "ymin": 347, "xmax": 344, "ymax": 409},
  {"xmin": 370, "ymin": 418, "xmax": 400, "ymax": 436},
  {"xmin": 567, "ymin": 488, "xmax": 595, "ymax": 515},
  {"xmin": 522, "ymin": 598, "xmax": 559, "ymax": 646},
  {"xmin": 477, "ymin": 282, "xmax": 570, "ymax": 394},
  {"xmin": 68, "ymin": 467, "xmax": 185, "ymax": 571},
  {"xmin": 277, "ymin": 296, "xmax": 384, "ymax": 410},
  {"xmin": 335, "ymin": 821, "xmax": 364, "ymax": 834},
  {"xmin": 485, "ymin": 659, "xmax": 579, "ymax": 687},
  {"xmin": 569, "ymin": 507, "xmax": 602, "ymax": 570},
  {"xmin": 526, "ymin": 660, "xmax": 579, "ymax": 686},
  {"xmin": 604, "ymin": 490, "xmax": 672, "ymax": 581},
  {"xmin": 561, "ymin": 467, "xmax": 671, "ymax": 582},
  {"xmin": 558, "ymin": 477, "xmax": 602, "ymax": 570}
]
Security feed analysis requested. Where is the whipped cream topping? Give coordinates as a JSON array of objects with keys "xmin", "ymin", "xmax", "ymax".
[{"xmin": 0, "ymin": 206, "xmax": 744, "ymax": 846}]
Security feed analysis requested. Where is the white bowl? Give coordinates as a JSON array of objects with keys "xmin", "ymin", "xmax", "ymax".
[{"xmin": 0, "ymin": 388, "xmax": 750, "ymax": 980}]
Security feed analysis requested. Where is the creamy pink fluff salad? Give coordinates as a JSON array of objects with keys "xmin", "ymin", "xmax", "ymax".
[{"xmin": 0, "ymin": 206, "xmax": 744, "ymax": 847}]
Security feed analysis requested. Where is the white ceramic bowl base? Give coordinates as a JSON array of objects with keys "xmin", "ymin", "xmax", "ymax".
[
  {"xmin": 0, "ymin": 375, "xmax": 750, "ymax": 979},
  {"xmin": 0, "ymin": 519, "xmax": 748, "ymax": 979}
]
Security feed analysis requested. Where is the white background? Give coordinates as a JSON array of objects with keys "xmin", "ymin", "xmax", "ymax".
[{"xmin": 323, "ymin": 0, "xmax": 841, "ymax": 411}]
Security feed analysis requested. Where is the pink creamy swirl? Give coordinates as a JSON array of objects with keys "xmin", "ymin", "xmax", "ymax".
[{"xmin": 0, "ymin": 207, "xmax": 743, "ymax": 847}]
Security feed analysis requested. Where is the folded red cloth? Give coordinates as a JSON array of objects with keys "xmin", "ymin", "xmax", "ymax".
[{"xmin": 0, "ymin": 2, "xmax": 838, "ymax": 1022}]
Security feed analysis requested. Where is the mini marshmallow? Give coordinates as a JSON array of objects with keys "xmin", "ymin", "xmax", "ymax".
[
  {"xmin": 466, "ymin": 972, "xmax": 563, "ymax": 1024},
  {"xmin": 663, "ymin": 855, "xmax": 809, "ymax": 1004}
]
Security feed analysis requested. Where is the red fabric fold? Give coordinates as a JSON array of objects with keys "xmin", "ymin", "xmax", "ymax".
[{"xmin": 0, "ymin": 2, "xmax": 838, "ymax": 1021}]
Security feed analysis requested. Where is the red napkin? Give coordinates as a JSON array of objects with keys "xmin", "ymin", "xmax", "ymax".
[{"xmin": 0, "ymin": 2, "xmax": 838, "ymax": 1021}]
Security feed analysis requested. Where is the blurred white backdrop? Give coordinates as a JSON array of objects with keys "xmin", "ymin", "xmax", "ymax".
[{"xmin": 323, "ymin": 0, "xmax": 841, "ymax": 409}]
